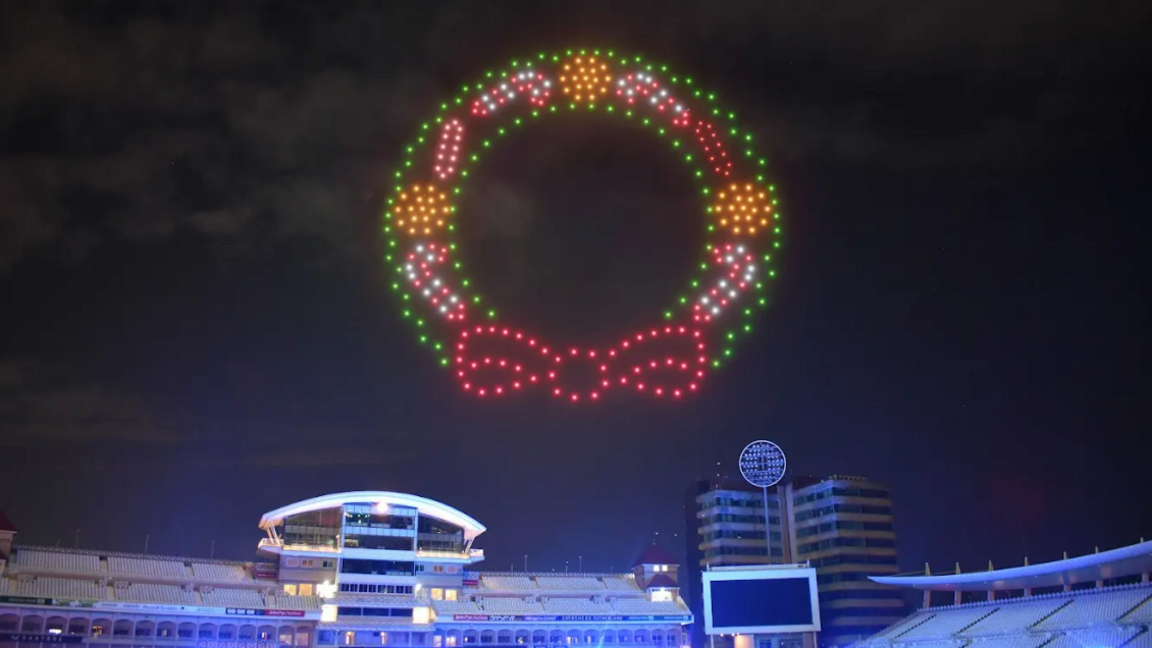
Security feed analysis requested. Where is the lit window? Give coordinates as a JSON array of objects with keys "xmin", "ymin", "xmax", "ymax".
[
  {"xmin": 431, "ymin": 588, "xmax": 444, "ymax": 601},
  {"xmin": 446, "ymin": 637, "xmax": 457, "ymax": 647},
  {"xmin": 283, "ymin": 584, "xmax": 298, "ymax": 595},
  {"xmin": 299, "ymin": 583, "xmax": 314, "ymax": 596},
  {"xmin": 445, "ymin": 589, "xmax": 458, "ymax": 602},
  {"xmin": 380, "ymin": 633, "xmax": 388, "ymax": 645},
  {"xmin": 434, "ymin": 636, "xmax": 443, "ymax": 648},
  {"xmin": 344, "ymin": 632, "xmax": 355, "ymax": 646}
]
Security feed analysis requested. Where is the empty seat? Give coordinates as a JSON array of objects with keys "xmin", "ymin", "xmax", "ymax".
[
  {"xmin": 1035, "ymin": 588, "xmax": 1152, "ymax": 629},
  {"xmin": 480, "ymin": 597, "xmax": 543, "ymax": 614},
  {"xmin": 542, "ymin": 598, "xmax": 615, "ymax": 614},
  {"xmin": 15, "ymin": 550, "xmax": 100, "ymax": 573},
  {"xmin": 961, "ymin": 599, "xmax": 1069, "ymax": 635},
  {"xmin": 15, "ymin": 577, "xmax": 104, "ymax": 600},
  {"xmin": 114, "ymin": 583, "xmax": 196, "ymax": 604},
  {"xmin": 534, "ymin": 576, "xmax": 603, "ymax": 590},
  {"xmin": 611, "ymin": 598, "xmax": 686, "ymax": 615},
  {"xmin": 200, "ymin": 588, "xmax": 264, "ymax": 607},
  {"xmin": 897, "ymin": 606, "xmax": 995, "ymax": 639},
  {"xmin": 602, "ymin": 577, "xmax": 640, "ymax": 592},
  {"xmin": 107, "ymin": 556, "xmax": 186, "ymax": 578},
  {"xmin": 1121, "ymin": 592, "xmax": 1152, "ymax": 623},
  {"xmin": 480, "ymin": 575, "xmax": 537, "ymax": 590},
  {"xmin": 1044, "ymin": 626, "xmax": 1140, "ymax": 648},
  {"xmin": 192, "ymin": 562, "xmax": 250, "ymax": 582},
  {"xmin": 869, "ymin": 611, "xmax": 933, "ymax": 640}
]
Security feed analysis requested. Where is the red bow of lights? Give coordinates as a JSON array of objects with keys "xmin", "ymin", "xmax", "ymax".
[{"xmin": 454, "ymin": 324, "xmax": 707, "ymax": 401}]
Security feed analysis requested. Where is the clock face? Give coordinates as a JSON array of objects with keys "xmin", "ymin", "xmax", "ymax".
[{"xmin": 739, "ymin": 440, "xmax": 787, "ymax": 488}]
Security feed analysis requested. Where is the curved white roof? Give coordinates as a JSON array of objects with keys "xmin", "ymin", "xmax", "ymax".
[
  {"xmin": 259, "ymin": 491, "xmax": 486, "ymax": 539},
  {"xmin": 872, "ymin": 539, "xmax": 1152, "ymax": 591}
]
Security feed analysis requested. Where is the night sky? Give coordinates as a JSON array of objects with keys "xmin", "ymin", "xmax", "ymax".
[{"xmin": 1, "ymin": 1, "xmax": 1149, "ymax": 577}]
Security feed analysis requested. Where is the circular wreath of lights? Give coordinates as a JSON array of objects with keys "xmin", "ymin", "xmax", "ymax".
[{"xmin": 384, "ymin": 49, "xmax": 782, "ymax": 403}]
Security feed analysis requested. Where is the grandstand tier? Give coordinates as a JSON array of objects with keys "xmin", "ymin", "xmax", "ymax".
[
  {"xmin": 107, "ymin": 555, "xmax": 188, "ymax": 578},
  {"xmin": 535, "ymin": 576, "xmax": 604, "ymax": 591},
  {"xmin": 199, "ymin": 587, "xmax": 265, "ymax": 607},
  {"xmin": 14, "ymin": 549, "xmax": 100, "ymax": 573},
  {"xmin": 542, "ymin": 598, "xmax": 615, "ymax": 614},
  {"xmin": 856, "ymin": 588, "xmax": 1152, "ymax": 647},
  {"xmin": 113, "ymin": 582, "xmax": 197, "ymax": 605},
  {"xmin": 479, "ymin": 597, "xmax": 544, "ymax": 614},
  {"xmin": 192, "ymin": 561, "xmax": 252, "ymax": 581},
  {"xmin": 1, "ymin": 491, "xmax": 691, "ymax": 648},
  {"xmin": 480, "ymin": 575, "xmax": 536, "ymax": 590}
]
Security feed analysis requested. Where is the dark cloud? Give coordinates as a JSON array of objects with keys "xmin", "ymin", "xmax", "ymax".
[
  {"xmin": 0, "ymin": 0, "xmax": 1146, "ymax": 272},
  {"xmin": 0, "ymin": 359, "xmax": 177, "ymax": 443}
]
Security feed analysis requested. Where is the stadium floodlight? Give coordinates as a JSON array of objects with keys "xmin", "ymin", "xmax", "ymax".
[{"xmin": 738, "ymin": 440, "xmax": 787, "ymax": 559}]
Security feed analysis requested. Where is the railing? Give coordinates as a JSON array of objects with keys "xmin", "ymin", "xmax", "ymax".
[
  {"xmin": 258, "ymin": 539, "xmax": 340, "ymax": 553},
  {"xmin": 415, "ymin": 548, "xmax": 484, "ymax": 560}
]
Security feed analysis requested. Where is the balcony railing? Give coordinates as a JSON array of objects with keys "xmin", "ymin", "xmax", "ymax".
[
  {"xmin": 414, "ymin": 548, "xmax": 484, "ymax": 560},
  {"xmin": 259, "ymin": 538, "xmax": 341, "ymax": 553}
]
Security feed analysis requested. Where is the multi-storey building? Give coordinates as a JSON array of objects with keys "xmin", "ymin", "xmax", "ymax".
[{"xmin": 684, "ymin": 476, "xmax": 907, "ymax": 648}]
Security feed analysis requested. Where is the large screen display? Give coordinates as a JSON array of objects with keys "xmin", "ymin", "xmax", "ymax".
[{"xmin": 702, "ymin": 567, "xmax": 820, "ymax": 634}]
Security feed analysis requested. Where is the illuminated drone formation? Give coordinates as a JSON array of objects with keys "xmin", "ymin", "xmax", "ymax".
[{"xmin": 385, "ymin": 49, "xmax": 783, "ymax": 403}]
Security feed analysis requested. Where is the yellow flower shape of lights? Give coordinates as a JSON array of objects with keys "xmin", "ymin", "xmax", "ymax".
[
  {"xmin": 558, "ymin": 55, "xmax": 611, "ymax": 104},
  {"xmin": 391, "ymin": 183, "xmax": 453, "ymax": 236},
  {"xmin": 710, "ymin": 183, "xmax": 773, "ymax": 236}
]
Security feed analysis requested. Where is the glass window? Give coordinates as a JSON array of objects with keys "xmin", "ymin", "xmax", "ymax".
[
  {"xmin": 344, "ymin": 632, "xmax": 356, "ymax": 646},
  {"xmin": 299, "ymin": 584, "xmax": 314, "ymax": 596},
  {"xmin": 431, "ymin": 589, "xmax": 444, "ymax": 601},
  {"xmin": 445, "ymin": 589, "xmax": 458, "ymax": 601},
  {"xmin": 284, "ymin": 584, "xmax": 298, "ymax": 595}
]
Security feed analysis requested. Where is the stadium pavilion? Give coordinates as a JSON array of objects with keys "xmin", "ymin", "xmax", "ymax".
[
  {"xmin": 0, "ymin": 492, "xmax": 691, "ymax": 648},
  {"xmin": 852, "ymin": 539, "xmax": 1152, "ymax": 647}
]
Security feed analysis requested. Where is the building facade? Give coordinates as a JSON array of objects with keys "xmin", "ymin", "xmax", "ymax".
[
  {"xmin": 684, "ymin": 476, "xmax": 906, "ymax": 648},
  {"xmin": 0, "ymin": 492, "xmax": 691, "ymax": 648}
]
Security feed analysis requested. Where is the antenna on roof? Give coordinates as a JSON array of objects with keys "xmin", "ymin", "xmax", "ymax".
[
  {"xmin": 144, "ymin": 534, "xmax": 150, "ymax": 554},
  {"xmin": 74, "ymin": 528, "xmax": 80, "ymax": 549},
  {"xmin": 210, "ymin": 539, "xmax": 216, "ymax": 559}
]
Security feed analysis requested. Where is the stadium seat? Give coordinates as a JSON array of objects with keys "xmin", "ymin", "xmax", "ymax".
[
  {"xmin": 14, "ymin": 576, "xmax": 104, "ymax": 600},
  {"xmin": 107, "ymin": 556, "xmax": 187, "ymax": 578},
  {"xmin": 480, "ymin": 598, "xmax": 544, "ymax": 614},
  {"xmin": 192, "ymin": 562, "xmax": 251, "ymax": 582},
  {"xmin": 14, "ymin": 549, "xmax": 101, "ymax": 573},
  {"xmin": 535, "ymin": 576, "xmax": 604, "ymax": 590},
  {"xmin": 199, "ymin": 588, "xmax": 265, "ymax": 607},
  {"xmin": 480, "ymin": 575, "xmax": 537, "ymax": 590},
  {"xmin": 114, "ymin": 583, "xmax": 197, "ymax": 605}
]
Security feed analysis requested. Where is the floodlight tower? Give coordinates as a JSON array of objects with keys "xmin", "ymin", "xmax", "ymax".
[{"xmin": 738, "ymin": 440, "xmax": 787, "ymax": 561}]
